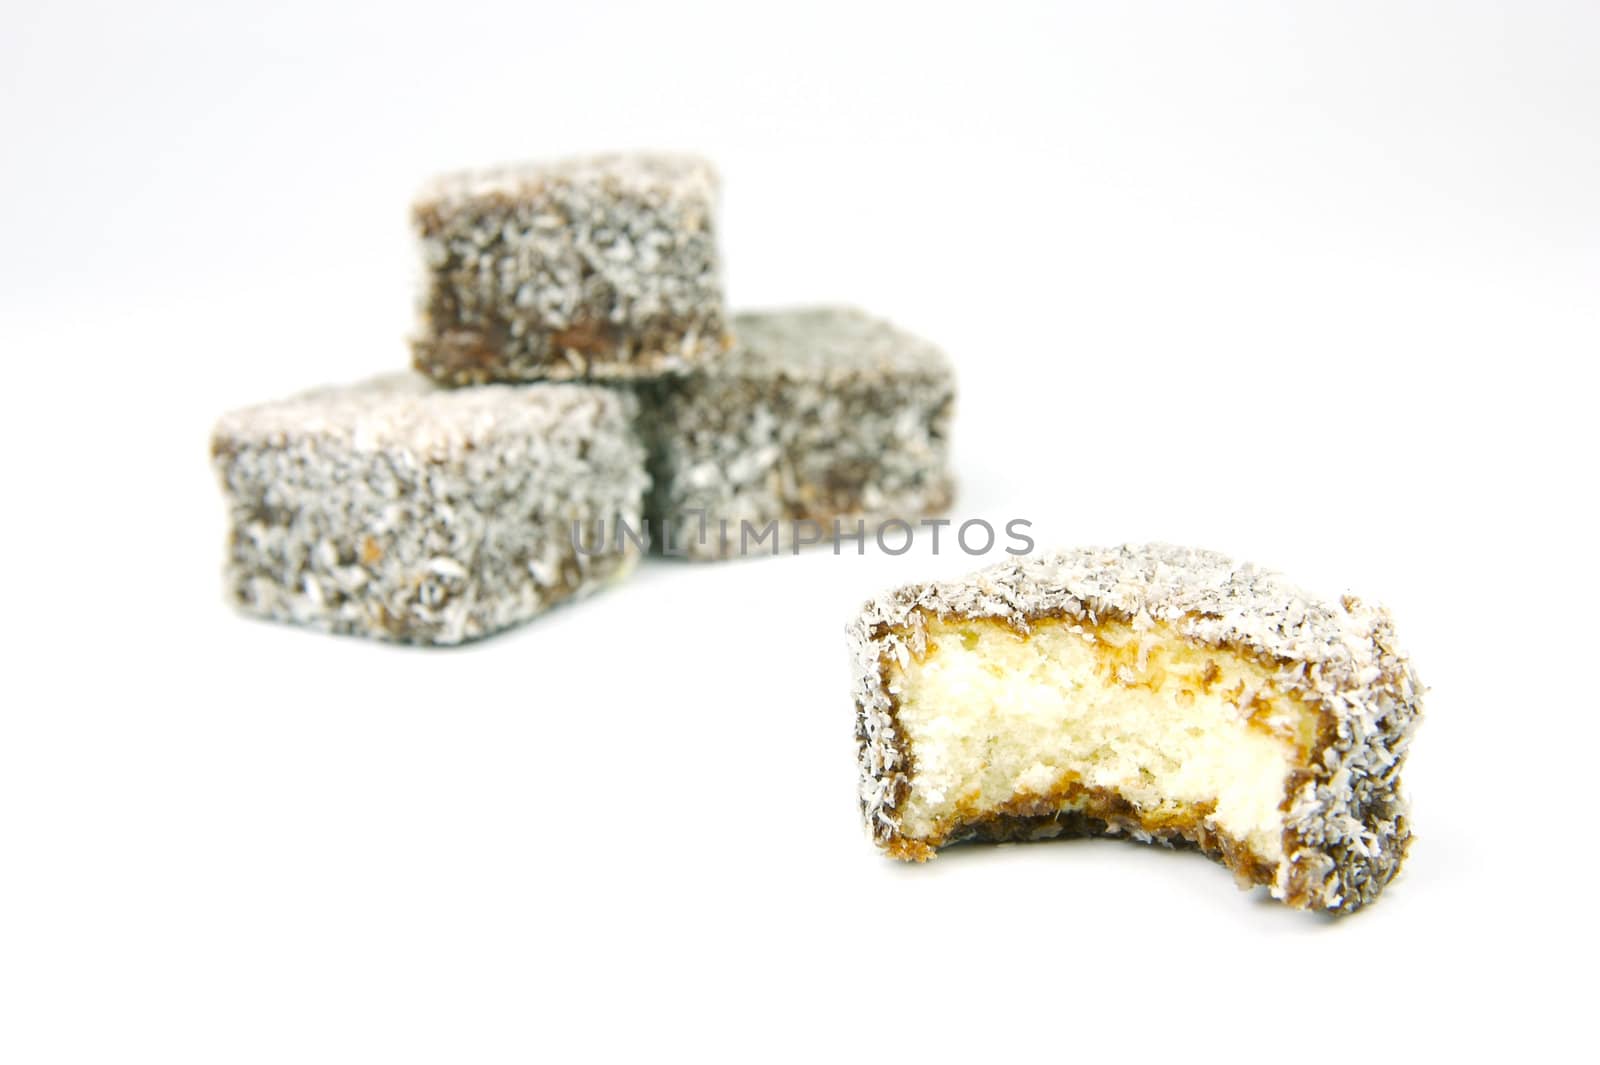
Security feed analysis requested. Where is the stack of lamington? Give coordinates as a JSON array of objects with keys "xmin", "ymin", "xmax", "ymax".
[{"xmin": 212, "ymin": 153, "xmax": 956, "ymax": 645}]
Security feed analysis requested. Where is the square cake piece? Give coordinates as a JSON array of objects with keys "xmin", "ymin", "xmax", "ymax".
[
  {"xmin": 850, "ymin": 544, "xmax": 1423, "ymax": 913},
  {"xmin": 211, "ymin": 374, "xmax": 647, "ymax": 645},
  {"xmin": 633, "ymin": 307, "xmax": 954, "ymax": 560},
  {"xmin": 412, "ymin": 153, "xmax": 729, "ymax": 384}
]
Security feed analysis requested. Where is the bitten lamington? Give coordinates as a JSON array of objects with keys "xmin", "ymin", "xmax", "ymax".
[
  {"xmin": 850, "ymin": 544, "xmax": 1423, "ymax": 913},
  {"xmin": 635, "ymin": 307, "xmax": 954, "ymax": 560},
  {"xmin": 212, "ymin": 374, "xmax": 647, "ymax": 645},
  {"xmin": 412, "ymin": 153, "xmax": 729, "ymax": 384}
]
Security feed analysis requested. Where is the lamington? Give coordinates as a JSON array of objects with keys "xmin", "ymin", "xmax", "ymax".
[
  {"xmin": 211, "ymin": 373, "xmax": 647, "ymax": 644},
  {"xmin": 634, "ymin": 306, "xmax": 954, "ymax": 559},
  {"xmin": 412, "ymin": 153, "xmax": 729, "ymax": 384},
  {"xmin": 849, "ymin": 544, "xmax": 1423, "ymax": 913}
]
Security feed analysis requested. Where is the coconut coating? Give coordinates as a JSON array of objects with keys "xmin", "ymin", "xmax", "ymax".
[
  {"xmin": 211, "ymin": 374, "xmax": 647, "ymax": 645},
  {"xmin": 412, "ymin": 153, "xmax": 729, "ymax": 384},
  {"xmin": 632, "ymin": 307, "xmax": 955, "ymax": 560}
]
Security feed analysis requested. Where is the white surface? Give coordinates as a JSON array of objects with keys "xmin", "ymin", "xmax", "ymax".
[{"xmin": 2, "ymin": 2, "xmax": 1596, "ymax": 1060}]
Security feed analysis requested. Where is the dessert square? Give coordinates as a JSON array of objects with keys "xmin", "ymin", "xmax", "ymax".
[
  {"xmin": 412, "ymin": 153, "xmax": 729, "ymax": 384},
  {"xmin": 850, "ymin": 544, "xmax": 1423, "ymax": 912},
  {"xmin": 634, "ymin": 307, "xmax": 954, "ymax": 559},
  {"xmin": 211, "ymin": 374, "xmax": 647, "ymax": 644}
]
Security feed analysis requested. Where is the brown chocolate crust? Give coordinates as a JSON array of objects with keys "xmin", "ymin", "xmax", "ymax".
[
  {"xmin": 887, "ymin": 771, "xmax": 1279, "ymax": 890},
  {"xmin": 412, "ymin": 319, "xmax": 734, "ymax": 386}
]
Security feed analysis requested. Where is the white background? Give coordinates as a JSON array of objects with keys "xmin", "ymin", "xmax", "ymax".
[{"xmin": 2, "ymin": 1, "xmax": 1596, "ymax": 1060}]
